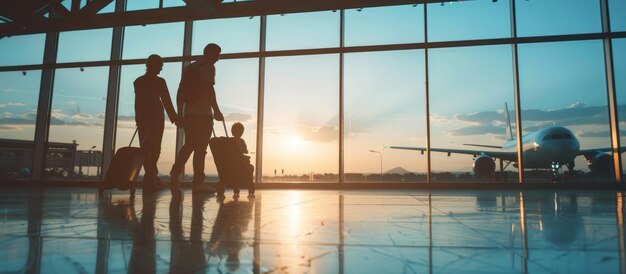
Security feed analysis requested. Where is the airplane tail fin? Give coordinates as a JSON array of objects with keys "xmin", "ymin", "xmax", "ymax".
[{"xmin": 505, "ymin": 102, "xmax": 514, "ymax": 141}]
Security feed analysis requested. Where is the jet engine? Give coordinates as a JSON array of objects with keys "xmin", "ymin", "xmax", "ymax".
[
  {"xmin": 586, "ymin": 152, "xmax": 612, "ymax": 176},
  {"xmin": 473, "ymin": 155, "xmax": 495, "ymax": 178}
]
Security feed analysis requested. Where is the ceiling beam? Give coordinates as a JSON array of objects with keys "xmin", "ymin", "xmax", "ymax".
[{"xmin": 0, "ymin": 0, "xmax": 426, "ymax": 36}]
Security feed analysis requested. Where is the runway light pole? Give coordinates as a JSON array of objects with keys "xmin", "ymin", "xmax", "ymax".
[
  {"xmin": 88, "ymin": 145, "xmax": 96, "ymax": 177},
  {"xmin": 369, "ymin": 150, "xmax": 383, "ymax": 179}
]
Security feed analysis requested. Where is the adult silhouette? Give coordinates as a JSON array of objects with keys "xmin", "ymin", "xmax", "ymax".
[
  {"xmin": 134, "ymin": 54, "xmax": 179, "ymax": 193},
  {"xmin": 170, "ymin": 43, "xmax": 224, "ymax": 194}
]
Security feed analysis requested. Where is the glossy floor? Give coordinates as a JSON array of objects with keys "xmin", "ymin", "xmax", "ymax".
[{"xmin": 0, "ymin": 187, "xmax": 625, "ymax": 273}]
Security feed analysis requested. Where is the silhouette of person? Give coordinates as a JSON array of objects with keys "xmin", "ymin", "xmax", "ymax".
[
  {"xmin": 134, "ymin": 54, "xmax": 179, "ymax": 193},
  {"xmin": 170, "ymin": 43, "xmax": 224, "ymax": 194},
  {"xmin": 231, "ymin": 122, "xmax": 254, "ymax": 177}
]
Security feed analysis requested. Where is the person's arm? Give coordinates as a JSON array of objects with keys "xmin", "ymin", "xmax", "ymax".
[
  {"xmin": 208, "ymin": 85, "xmax": 223, "ymax": 121},
  {"xmin": 159, "ymin": 79, "xmax": 178, "ymax": 124}
]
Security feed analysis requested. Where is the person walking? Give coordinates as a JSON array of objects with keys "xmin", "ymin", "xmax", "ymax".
[
  {"xmin": 134, "ymin": 54, "xmax": 179, "ymax": 193},
  {"xmin": 170, "ymin": 43, "xmax": 224, "ymax": 194}
]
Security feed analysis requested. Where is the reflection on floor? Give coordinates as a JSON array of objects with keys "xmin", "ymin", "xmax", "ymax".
[{"xmin": 0, "ymin": 187, "xmax": 625, "ymax": 273}]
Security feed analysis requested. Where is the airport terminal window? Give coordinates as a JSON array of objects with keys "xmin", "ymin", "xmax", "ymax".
[
  {"xmin": 344, "ymin": 5, "xmax": 424, "ymax": 47},
  {"xmin": 612, "ymin": 39, "xmax": 626, "ymax": 177},
  {"xmin": 0, "ymin": 34, "xmax": 45, "ymax": 66},
  {"xmin": 429, "ymin": 45, "xmax": 516, "ymax": 182},
  {"xmin": 610, "ymin": 0, "xmax": 626, "ymax": 31},
  {"xmin": 126, "ymin": 0, "xmax": 159, "ymax": 11},
  {"xmin": 116, "ymin": 63, "xmax": 181, "ymax": 180},
  {"xmin": 0, "ymin": 70, "xmax": 42, "ymax": 180},
  {"xmin": 123, "ymin": 22, "xmax": 184, "ymax": 60},
  {"xmin": 193, "ymin": 17, "xmax": 260, "ymax": 55},
  {"xmin": 427, "ymin": 0, "xmax": 511, "ymax": 42},
  {"xmin": 518, "ymin": 40, "xmax": 611, "ymax": 182},
  {"xmin": 46, "ymin": 66, "xmax": 109, "ymax": 181},
  {"xmin": 266, "ymin": 11, "xmax": 339, "ymax": 51},
  {"xmin": 344, "ymin": 50, "xmax": 427, "ymax": 183},
  {"xmin": 515, "ymin": 0, "xmax": 601, "ymax": 37},
  {"xmin": 57, "ymin": 28, "xmax": 113, "ymax": 63},
  {"xmin": 263, "ymin": 54, "xmax": 339, "ymax": 183}
]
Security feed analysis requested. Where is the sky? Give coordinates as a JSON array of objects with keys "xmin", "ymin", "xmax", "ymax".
[{"xmin": 1, "ymin": 0, "xmax": 626, "ymax": 181}]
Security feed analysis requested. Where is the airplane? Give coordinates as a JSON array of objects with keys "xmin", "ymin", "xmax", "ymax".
[{"xmin": 387, "ymin": 103, "xmax": 623, "ymax": 180}]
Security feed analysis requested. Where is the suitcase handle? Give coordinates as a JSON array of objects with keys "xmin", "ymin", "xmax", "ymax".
[
  {"xmin": 129, "ymin": 127, "xmax": 139, "ymax": 147},
  {"xmin": 212, "ymin": 120, "xmax": 229, "ymax": 138}
]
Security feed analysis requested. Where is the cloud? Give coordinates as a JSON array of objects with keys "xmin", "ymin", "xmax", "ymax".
[
  {"xmin": 0, "ymin": 125, "xmax": 20, "ymax": 130},
  {"xmin": 225, "ymin": 112, "xmax": 253, "ymax": 122},
  {"xmin": 0, "ymin": 117, "xmax": 34, "ymax": 125},
  {"xmin": 0, "ymin": 102, "xmax": 26, "ymax": 108},
  {"xmin": 449, "ymin": 103, "xmax": 621, "ymax": 137},
  {"xmin": 298, "ymin": 124, "xmax": 338, "ymax": 143}
]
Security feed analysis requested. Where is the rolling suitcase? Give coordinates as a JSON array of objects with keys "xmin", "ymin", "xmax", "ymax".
[
  {"xmin": 99, "ymin": 127, "xmax": 143, "ymax": 196},
  {"xmin": 209, "ymin": 121, "xmax": 255, "ymax": 198}
]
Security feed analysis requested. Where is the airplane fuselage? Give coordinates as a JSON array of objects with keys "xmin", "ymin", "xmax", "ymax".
[{"xmin": 501, "ymin": 126, "xmax": 580, "ymax": 169}]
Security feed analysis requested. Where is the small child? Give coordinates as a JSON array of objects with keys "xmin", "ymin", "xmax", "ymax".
[{"xmin": 231, "ymin": 122, "xmax": 254, "ymax": 175}]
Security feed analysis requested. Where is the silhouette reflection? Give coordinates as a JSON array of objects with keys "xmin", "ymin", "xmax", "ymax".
[
  {"xmin": 169, "ymin": 192, "xmax": 209, "ymax": 273},
  {"xmin": 207, "ymin": 197, "xmax": 254, "ymax": 272}
]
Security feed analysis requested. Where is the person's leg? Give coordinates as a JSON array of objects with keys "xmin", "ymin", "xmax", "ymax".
[
  {"xmin": 191, "ymin": 116, "xmax": 213, "ymax": 193},
  {"xmin": 138, "ymin": 125, "xmax": 157, "ymax": 191},
  {"xmin": 170, "ymin": 115, "xmax": 196, "ymax": 183}
]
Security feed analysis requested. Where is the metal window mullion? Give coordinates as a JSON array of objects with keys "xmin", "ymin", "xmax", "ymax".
[
  {"xmin": 101, "ymin": 0, "xmax": 126, "ymax": 181},
  {"xmin": 339, "ymin": 9, "xmax": 345, "ymax": 184},
  {"xmin": 510, "ymin": 0, "xmax": 525, "ymax": 184},
  {"xmin": 31, "ymin": 32, "xmax": 59, "ymax": 181},
  {"xmin": 601, "ymin": 0, "xmax": 622, "ymax": 182},
  {"xmin": 424, "ymin": 2, "xmax": 432, "ymax": 183},
  {"xmin": 177, "ymin": 20, "xmax": 193, "ymax": 182},
  {"xmin": 255, "ymin": 15, "xmax": 267, "ymax": 184}
]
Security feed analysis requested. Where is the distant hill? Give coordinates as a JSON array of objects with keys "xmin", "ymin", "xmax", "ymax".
[{"xmin": 385, "ymin": 166, "xmax": 413, "ymax": 175}]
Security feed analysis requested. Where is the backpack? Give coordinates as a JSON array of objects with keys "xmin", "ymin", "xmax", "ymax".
[{"xmin": 178, "ymin": 62, "xmax": 208, "ymax": 103}]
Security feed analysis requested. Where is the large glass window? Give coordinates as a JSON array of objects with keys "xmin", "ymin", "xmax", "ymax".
[
  {"xmin": 0, "ymin": 70, "xmax": 41, "ymax": 180},
  {"xmin": 266, "ymin": 11, "xmax": 339, "ymax": 51},
  {"xmin": 610, "ymin": 0, "xmax": 626, "ymax": 32},
  {"xmin": 345, "ymin": 5, "xmax": 424, "ymax": 46},
  {"xmin": 518, "ymin": 40, "xmax": 611, "ymax": 182},
  {"xmin": 263, "ymin": 54, "xmax": 339, "ymax": 183},
  {"xmin": 427, "ymin": 0, "xmax": 510, "ymax": 42},
  {"xmin": 116, "ymin": 63, "xmax": 181, "ymax": 182},
  {"xmin": 429, "ymin": 45, "xmax": 516, "ymax": 182},
  {"xmin": 123, "ymin": 22, "xmax": 184, "ymax": 60},
  {"xmin": 0, "ymin": 34, "xmax": 45, "ymax": 66},
  {"xmin": 344, "ymin": 50, "xmax": 426, "ymax": 183},
  {"xmin": 193, "ymin": 17, "xmax": 260, "ymax": 54},
  {"xmin": 46, "ymin": 66, "xmax": 109, "ymax": 180},
  {"xmin": 515, "ymin": 0, "xmax": 601, "ymax": 37},
  {"xmin": 57, "ymin": 28, "xmax": 113, "ymax": 63}
]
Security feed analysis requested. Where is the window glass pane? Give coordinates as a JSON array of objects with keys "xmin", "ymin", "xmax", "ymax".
[
  {"xmin": 429, "ymin": 45, "xmax": 516, "ymax": 183},
  {"xmin": 610, "ymin": 0, "xmax": 626, "ymax": 32},
  {"xmin": 126, "ymin": 0, "xmax": 159, "ymax": 11},
  {"xmin": 0, "ymin": 34, "xmax": 45, "ymax": 66},
  {"xmin": 58, "ymin": 28, "xmax": 112, "ymax": 63},
  {"xmin": 519, "ymin": 40, "xmax": 611, "ymax": 182},
  {"xmin": 427, "ymin": 1, "xmax": 510, "ymax": 42},
  {"xmin": 46, "ymin": 66, "xmax": 109, "ymax": 180},
  {"xmin": 345, "ymin": 5, "xmax": 424, "ymax": 46},
  {"xmin": 163, "ymin": 0, "xmax": 185, "ymax": 7},
  {"xmin": 344, "ymin": 50, "xmax": 426, "ymax": 183},
  {"xmin": 0, "ymin": 70, "xmax": 41, "ymax": 180},
  {"xmin": 266, "ymin": 11, "xmax": 339, "ymax": 51},
  {"xmin": 263, "ymin": 54, "xmax": 339, "ymax": 182},
  {"xmin": 98, "ymin": 0, "xmax": 116, "ymax": 13},
  {"xmin": 116, "ymin": 62, "xmax": 181, "ymax": 181},
  {"xmin": 613, "ymin": 39, "xmax": 626, "ymax": 178},
  {"xmin": 123, "ymin": 22, "xmax": 184, "ymax": 59},
  {"xmin": 193, "ymin": 17, "xmax": 260, "ymax": 54},
  {"xmin": 516, "ymin": 0, "xmax": 601, "ymax": 37}
]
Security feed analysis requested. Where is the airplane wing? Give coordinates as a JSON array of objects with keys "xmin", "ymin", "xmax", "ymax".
[
  {"xmin": 387, "ymin": 146, "xmax": 518, "ymax": 161},
  {"xmin": 578, "ymin": 147, "xmax": 626, "ymax": 156}
]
